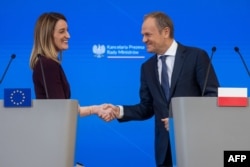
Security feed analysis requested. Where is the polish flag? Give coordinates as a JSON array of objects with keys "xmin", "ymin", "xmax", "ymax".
[{"xmin": 217, "ymin": 87, "xmax": 248, "ymax": 107}]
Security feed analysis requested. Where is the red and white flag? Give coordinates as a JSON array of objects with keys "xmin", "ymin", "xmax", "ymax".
[{"xmin": 217, "ymin": 87, "xmax": 248, "ymax": 107}]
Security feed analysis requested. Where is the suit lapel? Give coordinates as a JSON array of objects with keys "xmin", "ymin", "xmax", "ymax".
[{"xmin": 170, "ymin": 44, "xmax": 186, "ymax": 97}]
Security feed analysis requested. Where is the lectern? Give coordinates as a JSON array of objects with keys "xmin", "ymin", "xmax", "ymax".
[
  {"xmin": 169, "ymin": 97, "xmax": 250, "ymax": 167},
  {"xmin": 0, "ymin": 99, "xmax": 78, "ymax": 167}
]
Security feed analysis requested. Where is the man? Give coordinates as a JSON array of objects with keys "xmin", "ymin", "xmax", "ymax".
[{"xmin": 81, "ymin": 11, "xmax": 219, "ymax": 167}]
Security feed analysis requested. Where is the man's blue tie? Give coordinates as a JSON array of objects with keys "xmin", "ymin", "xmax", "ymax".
[{"xmin": 160, "ymin": 55, "xmax": 170, "ymax": 101}]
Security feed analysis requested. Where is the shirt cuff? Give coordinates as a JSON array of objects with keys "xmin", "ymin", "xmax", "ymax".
[{"xmin": 117, "ymin": 105, "xmax": 124, "ymax": 119}]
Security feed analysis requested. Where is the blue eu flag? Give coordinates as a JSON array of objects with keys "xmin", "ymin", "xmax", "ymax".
[{"xmin": 4, "ymin": 88, "xmax": 31, "ymax": 107}]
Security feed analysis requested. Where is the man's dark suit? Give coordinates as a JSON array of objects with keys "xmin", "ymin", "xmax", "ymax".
[
  {"xmin": 119, "ymin": 43, "xmax": 219, "ymax": 166},
  {"xmin": 32, "ymin": 56, "xmax": 71, "ymax": 99}
]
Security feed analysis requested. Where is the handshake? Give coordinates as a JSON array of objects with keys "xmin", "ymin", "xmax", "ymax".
[{"xmin": 78, "ymin": 104, "xmax": 120, "ymax": 122}]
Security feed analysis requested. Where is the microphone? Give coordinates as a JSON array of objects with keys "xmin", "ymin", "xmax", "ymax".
[
  {"xmin": 0, "ymin": 54, "xmax": 16, "ymax": 84},
  {"xmin": 202, "ymin": 47, "xmax": 216, "ymax": 96},
  {"xmin": 234, "ymin": 47, "xmax": 250, "ymax": 76},
  {"xmin": 37, "ymin": 54, "xmax": 49, "ymax": 99}
]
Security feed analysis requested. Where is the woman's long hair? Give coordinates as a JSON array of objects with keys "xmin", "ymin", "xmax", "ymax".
[{"xmin": 29, "ymin": 12, "xmax": 67, "ymax": 69}]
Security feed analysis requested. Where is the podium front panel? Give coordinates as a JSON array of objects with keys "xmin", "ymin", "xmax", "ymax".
[
  {"xmin": 0, "ymin": 99, "xmax": 78, "ymax": 167},
  {"xmin": 170, "ymin": 97, "xmax": 250, "ymax": 167}
]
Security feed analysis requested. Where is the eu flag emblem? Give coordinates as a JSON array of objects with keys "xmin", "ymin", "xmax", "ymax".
[{"xmin": 4, "ymin": 88, "xmax": 31, "ymax": 107}]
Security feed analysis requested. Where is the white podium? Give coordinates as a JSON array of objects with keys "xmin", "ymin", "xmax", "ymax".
[
  {"xmin": 170, "ymin": 97, "xmax": 250, "ymax": 167},
  {"xmin": 0, "ymin": 99, "xmax": 78, "ymax": 167}
]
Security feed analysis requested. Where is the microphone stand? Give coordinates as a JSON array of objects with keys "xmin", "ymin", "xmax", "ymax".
[
  {"xmin": 0, "ymin": 54, "xmax": 16, "ymax": 84},
  {"xmin": 202, "ymin": 47, "xmax": 216, "ymax": 96}
]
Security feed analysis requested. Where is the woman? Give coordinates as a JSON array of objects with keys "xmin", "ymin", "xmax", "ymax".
[
  {"xmin": 30, "ymin": 12, "xmax": 70, "ymax": 99},
  {"xmin": 29, "ymin": 12, "xmax": 113, "ymax": 118}
]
